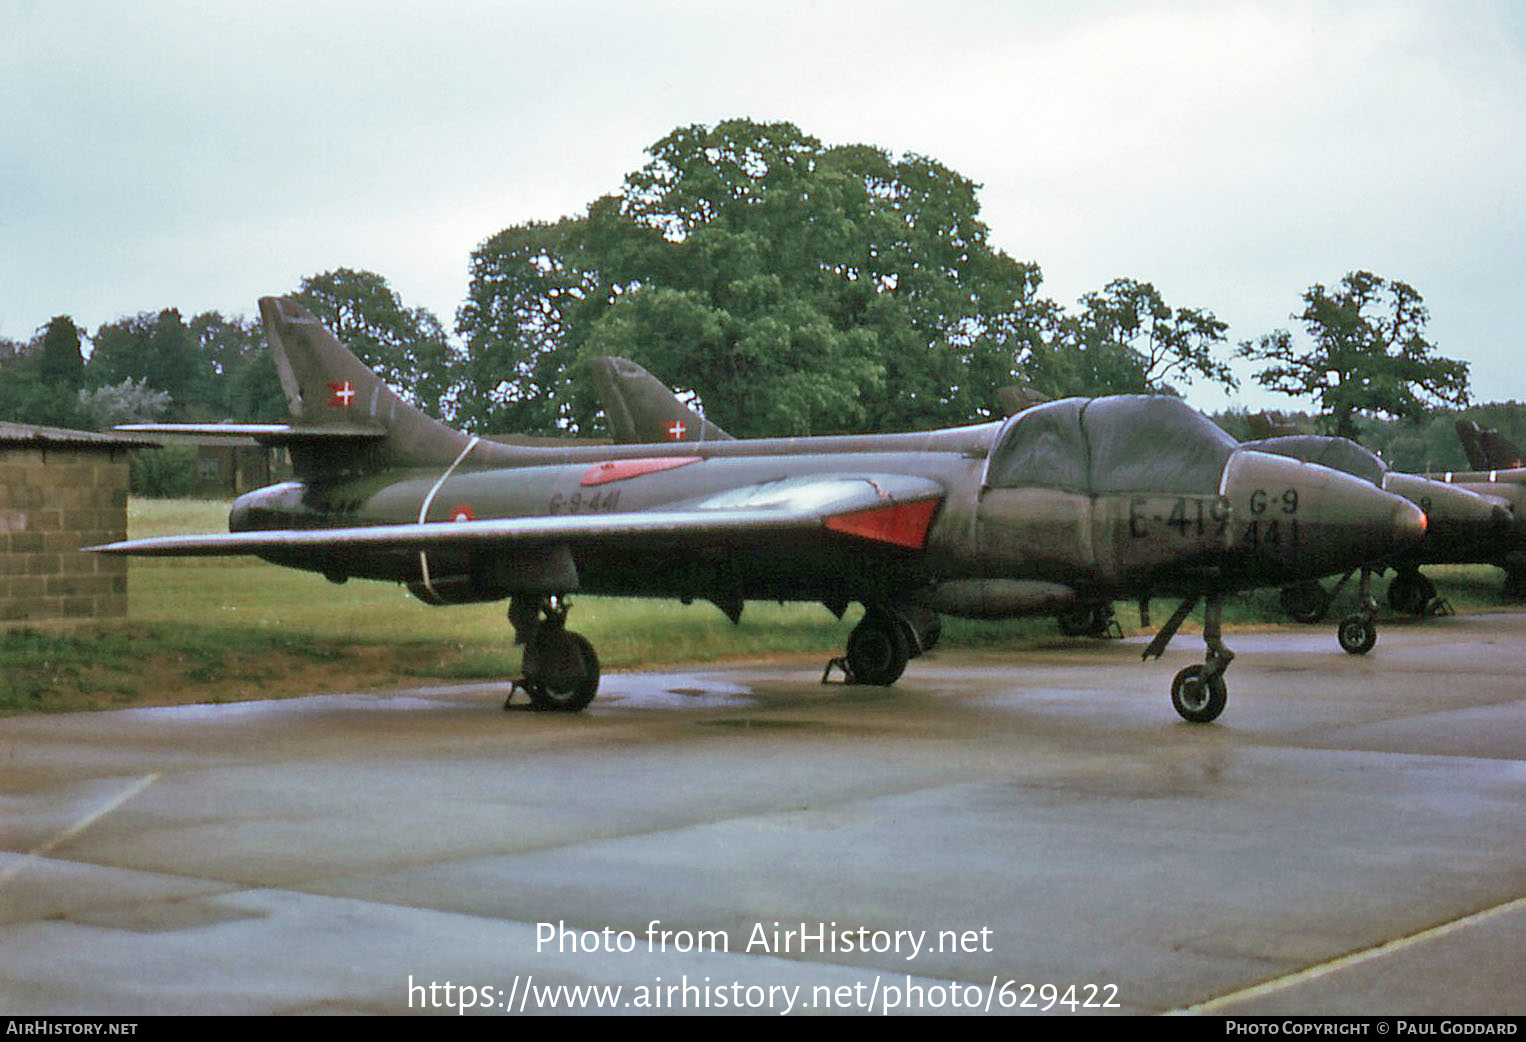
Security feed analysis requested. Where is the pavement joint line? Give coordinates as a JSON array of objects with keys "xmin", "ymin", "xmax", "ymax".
[
  {"xmin": 0, "ymin": 772, "xmax": 160, "ymax": 889},
  {"xmin": 1172, "ymin": 892, "xmax": 1526, "ymax": 1015}
]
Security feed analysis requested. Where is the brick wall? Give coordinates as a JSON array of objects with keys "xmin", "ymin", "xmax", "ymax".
[{"xmin": 0, "ymin": 445, "xmax": 130, "ymax": 626}]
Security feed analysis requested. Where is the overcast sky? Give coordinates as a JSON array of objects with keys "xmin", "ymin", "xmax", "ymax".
[{"xmin": 3, "ymin": 0, "xmax": 1523, "ymax": 416}]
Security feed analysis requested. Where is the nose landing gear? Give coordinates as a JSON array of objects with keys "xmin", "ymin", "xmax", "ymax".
[
  {"xmin": 1335, "ymin": 567, "xmax": 1380, "ymax": 656},
  {"xmin": 1144, "ymin": 591, "xmax": 1234, "ymax": 723}
]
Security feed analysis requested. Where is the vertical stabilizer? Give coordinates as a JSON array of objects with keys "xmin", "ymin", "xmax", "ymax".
[
  {"xmin": 259, "ymin": 296, "xmax": 470, "ymax": 469},
  {"xmin": 589, "ymin": 356, "xmax": 734, "ymax": 443},
  {"xmin": 1456, "ymin": 420, "xmax": 1487, "ymax": 471}
]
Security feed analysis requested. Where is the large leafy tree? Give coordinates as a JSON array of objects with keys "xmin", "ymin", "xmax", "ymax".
[
  {"xmin": 456, "ymin": 216, "xmax": 615, "ymax": 434},
  {"xmin": 1239, "ymin": 271, "xmax": 1469, "ymax": 440},
  {"xmin": 1059, "ymin": 278, "xmax": 1235, "ymax": 396},
  {"xmin": 293, "ymin": 269, "xmax": 454, "ymax": 417},
  {"xmin": 458, "ymin": 119, "xmax": 1056, "ymax": 436}
]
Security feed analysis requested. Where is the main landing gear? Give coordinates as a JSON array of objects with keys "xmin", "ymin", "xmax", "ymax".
[
  {"xmin": 1143, "ymin": 591, "xmax": 1233, "ymax": 723},
  {"xmin": 822, "ymin": 605, "xmax": 939, "ymax": 686},
  {"xmin": 1056, "ymin": 602, "xmax": 1123, "ymax": 639},
  {"xmin": 1386, "ymin": 568, "xmax": 1449, "ymax": 618},
  {"xmin": 505, "ymin": 595, "xmax": 600, "ymax": 712},
  {"xmin": 1279, "ymin": 580, "xmax": 1331, "ymax": 624}
]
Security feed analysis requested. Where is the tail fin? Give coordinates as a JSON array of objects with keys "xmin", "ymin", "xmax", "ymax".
[
  {"xmin": 589, "ymin": 356, "xmax": 734, "ymax": 443},
  {"xmin": 1456, "ymin": 420, "xmax": 1487, "ymax": 470},
  {"xmin": 259, "ymin": 296, "xmax": 471, "ymax": 470}
]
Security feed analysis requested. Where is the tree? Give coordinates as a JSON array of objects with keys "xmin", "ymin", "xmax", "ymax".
[
  {"xmin": 1060, "ymin": 278, "xmax": 1235, "ymax": 396},
  {"xmin": 458, "ymin": 119, "xmax": 1056, "ymax": 437},
  {"xmin": 188, "ymin": 311, "xmax": 286, "ymax": 421},
  {"xmin": 0, "ymin": 318, "xmax": 90, "ymax": 428},
  {"xmin": 456, "ymin": 216, "xmax": 614, "ymax": 434},
  {"xmin": 36, "ymin": 316, "xmax": 85, "ymax": 390},
  {"xmin": 1239, "ymin": 272, "xmax": 1469, "ymax": 440},
  {"xmin": 293, "ymin": 269, "xmax": 454, "ymax": 417},
  {"xmin": 87, "ymin": 309, "xmax": 210, "ymax": 416}
]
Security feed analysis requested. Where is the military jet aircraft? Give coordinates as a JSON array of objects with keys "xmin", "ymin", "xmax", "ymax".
[
  {"xmin": 96, "ymin": 297, "xmax": 1427, "ymax": 723},
  {"xmin": 1425, "ymin": 450, "xmax": 1526, "ymax": 598},
  {"xmin": 1246, "ymin": 435, "xmax": 1513, "ymax": 650}
]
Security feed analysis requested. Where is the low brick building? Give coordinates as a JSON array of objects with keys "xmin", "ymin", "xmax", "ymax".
[{"xmin": 0, "ymin": 423, "xmax": 151, "ymax": 627}]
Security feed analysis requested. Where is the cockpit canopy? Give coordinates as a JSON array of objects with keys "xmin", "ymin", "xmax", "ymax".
[
  {"xmin": 1243, "ymin": 436, "xmax": 1387, "ymax": 486},
  {"xmin": 985, "ymin": 395, "xmax": 1239, "ymax": 495}
]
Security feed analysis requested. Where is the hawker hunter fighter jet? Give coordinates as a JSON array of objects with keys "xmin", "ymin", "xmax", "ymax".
[
  {"xmin": 97, "ymin": 297, "xmax": 1427, "ymax": 723},
  {"xmin": 1426, "ymin": 433, "xmax": 1526, "ymax": 597},
  {"xmin": 1247, "ymin": 435, "xmax": 1513, "ymax": 649}
]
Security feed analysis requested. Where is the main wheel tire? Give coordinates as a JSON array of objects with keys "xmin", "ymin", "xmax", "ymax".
[
  {"xmin": 1387, "ymin": 572, "xmax": 1435, "ymax": 617},
  {"xmin": 1280, "ymin": 582, "xmax": 1329, "ymax": 625},
  {"xmin": 846, "ymin": 613, "xmax": 910, "ymax": 686},
  {"xmin": 1170, "ymin": 665, "xmax": 1227, "ymax": 723},
  {"xmin": 523, "ymin": 630, "xmax": 600, "ymax": 711},
  {"xmin": 1058, "ymin": 603, "xmax": 1111, "ymax": 637},
  {"xmin": 900, "ymin": 606, "xmax": 942, "ymax": 654},
  {"xmin": 1337, "ymin": 614, "xmax": 1378, "ymax": 655}
]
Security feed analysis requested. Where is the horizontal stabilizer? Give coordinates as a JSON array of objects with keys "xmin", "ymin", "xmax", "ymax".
[{"xmin": 115, "ymin": 423, "xmax": 386, "ymax": 446}]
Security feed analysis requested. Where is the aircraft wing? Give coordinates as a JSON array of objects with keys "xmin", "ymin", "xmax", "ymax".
[{"xmin": 88, "ymin": 474, "xmax": 945, "ymax": 557}]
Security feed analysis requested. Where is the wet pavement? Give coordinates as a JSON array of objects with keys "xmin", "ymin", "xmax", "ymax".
[{"xmin": 2, "ymin": 613, "xmax": 1524, "ymax": 1015}]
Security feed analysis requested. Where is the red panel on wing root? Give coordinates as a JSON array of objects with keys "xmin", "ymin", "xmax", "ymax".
[
  {"xmin": 581, "ymin": 456, "xmax": 703, "ymax": 487},
  {"xmin": 824, "ymin": 498, "xmax": 941, "ymax": 549}
]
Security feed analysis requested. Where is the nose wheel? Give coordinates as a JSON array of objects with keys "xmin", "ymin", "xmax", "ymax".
[
  {"xmin": 1336, "ymin": 567, "xmax": 1380, "ymax": 656},
  {"xmin": 1144, "ymin": 591, "xmax": 1234, "ymax": 723},
  {"xmin": 1170, "ymin": 664, "xmax": 1228, "ymax": 723}
]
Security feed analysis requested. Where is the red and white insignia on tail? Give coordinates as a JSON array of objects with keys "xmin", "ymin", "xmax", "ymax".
[{"xmin": 328, "ymin": 381, "xmax": 356, "ymax": 407}]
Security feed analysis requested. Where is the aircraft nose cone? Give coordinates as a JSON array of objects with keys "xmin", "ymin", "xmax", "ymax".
[{"xmin": 1392, "ymin": 498, "xmax": 1428, "ymax": 549}]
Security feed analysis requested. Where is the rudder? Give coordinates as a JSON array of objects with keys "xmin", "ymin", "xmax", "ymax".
[{"xmin": 259, "ymin": 296, "xmax": 471, "ymax": 469}]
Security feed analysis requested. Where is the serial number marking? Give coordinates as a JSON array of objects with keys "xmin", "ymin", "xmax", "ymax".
[
  {"xmin": 1128, "ymin": 496, "xmax": 1229, "ymax": 540},
  {"xmin": 1240, "ymin": 487, "xmax": 1304, "ymax": 549},
  {"xmin": 547, "ymin": 488, "xmax": 621, "ymax": 515},
  {"xmin": 1248, "ymin": 488, "xmax": 1300, "ymax": 515}
]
